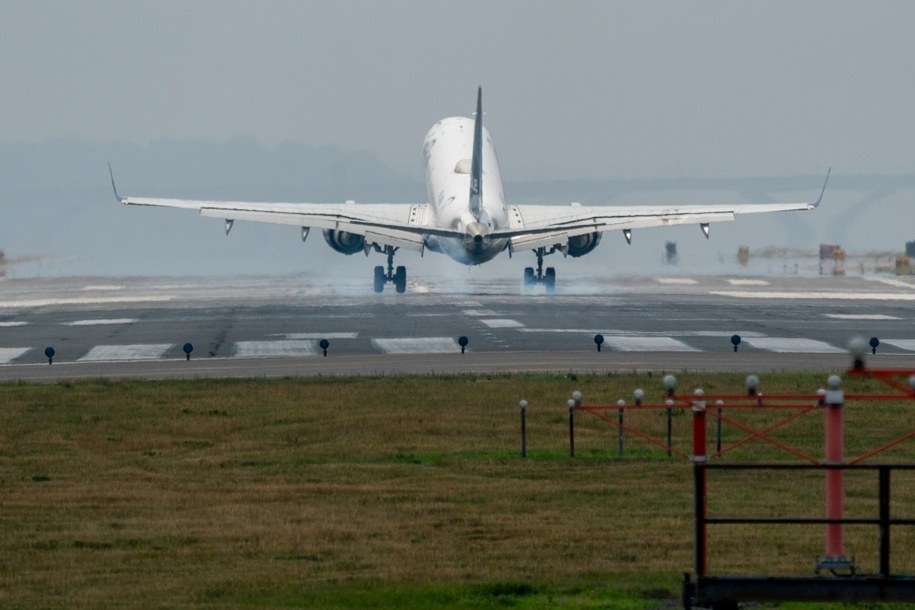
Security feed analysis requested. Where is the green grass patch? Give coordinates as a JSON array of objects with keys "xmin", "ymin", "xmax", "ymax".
[{"xmin": 0, "ymin": 372, "xmax": 913, "ymax": 608}]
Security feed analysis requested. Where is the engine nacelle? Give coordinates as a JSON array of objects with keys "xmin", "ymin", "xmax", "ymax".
[
  {"xmin": 322, "ymin": 229, "xmax": 365, "ymax": 255},
  {"xmin": 566, "ymin": 232, "xmax": 602, "ymax": 257}
]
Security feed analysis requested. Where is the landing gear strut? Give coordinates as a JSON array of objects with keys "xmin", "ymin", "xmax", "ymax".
[
  {"xmin": 373, "ymin": 245, "xmax": 406, "ymax": 294},
  {"xmin": 522, "ymin": 247, "xmax": 556, "ymax": 294}
]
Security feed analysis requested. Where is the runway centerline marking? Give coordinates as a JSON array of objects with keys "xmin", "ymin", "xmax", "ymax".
[
  {"xmin": 479, "ymin": 319, "xmax": 524, "ymax": 328},
  {"xmin": 372, "ymin": 337, "xmax": 460, "ymax": 354},
  {"xmin": 0, "ymin": 296, "xmax": 174, "ymax": 308},
  {"xmin": 824, "ymin": 314, "xmax": 900, "ymax": 321},
  {"xmin": 519, "ymin": 328, "xmax": 767, "ymax": 338},
  {"xmin": 64, "ymin": 318, "xmax": 137, "ymax": 326},
  {"xmin": 743, "ymin": 338, "xmax": 844, "ymax": 353},
  {"xmin": 657, "ymin": 277, "xmax": 698, "ymax": 285},
  {"xmin": 712, "ymin": 291, "xmax": 915, "ymax": 301},
  {"xmin": 0, "ymin": 347, "xmax": 31, "ymax": 364},
  {"xmin": 0, "ymin": 321, "xmax": 28, "ymax": 327},
  {"xmin": 463, "ymin": 309, "xmax": 504, "ymax": 317},
  {"xmin": 79, "ymin": 344, "xmax": 173, "ymax": 362},
  {"xmin": 277, "ymin": 333, "xmax": 358, "ymax": 340}
]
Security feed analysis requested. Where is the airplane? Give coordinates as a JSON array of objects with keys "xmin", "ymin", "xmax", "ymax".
[{"xmin": 111, "ymin": 88, "xmax": 827, "ymax": 294}]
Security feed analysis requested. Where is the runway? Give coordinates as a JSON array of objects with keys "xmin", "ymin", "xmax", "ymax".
[{"xmin": 2, "ymin": 272, "xmax": 915, "ymax": 382}]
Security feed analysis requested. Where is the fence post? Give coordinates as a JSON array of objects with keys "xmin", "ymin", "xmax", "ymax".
[
  {"xmin": 818, "ymin": 374, "xmax": 854, "ymax": 574},
  {"xmin": 692, "ymin": 388, "xmax": 708, "ymax": 578},
  {"xmin": 568, "ymin": 398, "xmax": 576, "ymax": 458},
  {"xmin": 519, "ymin": 400, "xmax": 528, "ymax": 458},
  {"xmin": 617, "ymin": 399, "xmax": 625, "ymax": 456}
]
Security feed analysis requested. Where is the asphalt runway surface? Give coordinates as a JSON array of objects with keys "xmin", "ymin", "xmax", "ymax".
[{"xmin": 2, "ymin": 271, "xmax": 915, "ymax": 382}]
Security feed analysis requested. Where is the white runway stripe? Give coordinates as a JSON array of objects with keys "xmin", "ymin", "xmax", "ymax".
[
  {"xmin": 234, "ymin": 340, "xmax": 320, "ymax": 358},
  {"xmin": 657, "ymin": 277, "xmax": 698, "ymax": 285},
  {"xmin": 0, "ymin": 296, "xmax": 173, "ymax": 308},
  {"xmin": 479, "ymin": 319, "xmax": 524, "ymax": 328},
  {"xmin": 713, "ymin": 291, "xmax": 915, "ymax": 301},
  {"xmin": 879, "ymin": 339, "xmax": 915, "ymax": 352},
  {"xmin": 0, "ymin": 347, "xmax": 31, "ymax": 363},
  {"xmin": 0, "ymin": 321, "xmax": 28, "ymax": 327},
  {"xmin": 372, "ymin": 337, "xmax": 460, "ymax": 354},
  {"xmin": 79, "ymin": 344, "xmax": 173, "ymax": 361},
  {"xmin": 603, "ymin": 337, "xmax": 699, "ymax": 352},
  {"xmin": 727, "ymin": 279, "xmax": 770, "ymax": 286},
  {"xmin": 65, "ymin": 318, "xmax": 137, "ymax": 326},
  {"xmin": 279, "ymin": 333, "xmax": 358, "ymax": 340},
  {"xmin": 824, "ymin": 314, "xmax": 900, "ymax": 320},
  {"xmin": 743, "ymin": 338, "xmax": 844, "ymax": 353}
]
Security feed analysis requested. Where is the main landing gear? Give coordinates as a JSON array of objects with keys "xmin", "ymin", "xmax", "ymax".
[
  {"xmin": 373, "ymin": 245, "xmax": 406, "ymax": 294},
  {"xmin": 522, "ymin": 247, "xmax": 556, "ymax": 295}
]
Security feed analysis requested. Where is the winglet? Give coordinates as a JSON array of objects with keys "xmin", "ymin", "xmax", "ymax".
[
  {"xmin": 108, "ymin": 162, "xmax": 124, "ymax": 203},
  {"xmin": 468, "ymin": 86, "xmax": 483, "ymax": 221},
  {"xmin": 811, "ymin": 167, "xmax": 831, "ymax": 209}
]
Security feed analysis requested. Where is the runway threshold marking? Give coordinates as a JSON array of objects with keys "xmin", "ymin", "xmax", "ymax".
[
  {"xmin": 78, "ymin": 344, "xmax": 173, "ymax": 362},
  {"xmin": 602, "ymin": 337, "xmax": 699, "ymax": 352},
  {"xmin": 743, "ymin": 338, "xmax": 844, "ymax": 353},
  {"xmin": 371, "ymin": 337, "xmax": 460, "ymax": 354},
  {"xmin": 0, "ymin": 347, "xmax": 31, "ymax": 363},
  {"xmin": 879, "ymin": 339, "xmax": 915, "ymax": 352},
  {"xmin": 234, "ymin": 340, "xmax": 320, "ymax": 358}
]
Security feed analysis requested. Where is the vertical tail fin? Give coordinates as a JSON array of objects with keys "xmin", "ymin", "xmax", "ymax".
[{"xmin": 469, "ymin": 86, "xmax": 483, "ymax": 220}]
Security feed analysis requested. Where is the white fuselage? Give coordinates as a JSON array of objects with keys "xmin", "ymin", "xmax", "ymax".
[{"xmin": 421, "ymin": 117, "xmax": 510, "ymax": 264}]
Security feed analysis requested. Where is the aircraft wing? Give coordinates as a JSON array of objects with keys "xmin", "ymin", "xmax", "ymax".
[
  {"xmin": 496, "ymin": 171, "xmax": 828, "ymax": 252},
  {"xmin": 117, "ymin": 195, "xmax": 463, "ymax": 252}
]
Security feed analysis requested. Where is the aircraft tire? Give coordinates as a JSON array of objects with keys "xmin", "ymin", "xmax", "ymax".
[
  {"xmin": 544, "ymin": 267, "xmax": 556, "ymax": 294},
  {"xmin": 394, "ymin": 266, "xmax": 407, "ymax": 294},
  {"xmin": 373, "ymin": 266, "xmax": 385, "ymax": 293}
]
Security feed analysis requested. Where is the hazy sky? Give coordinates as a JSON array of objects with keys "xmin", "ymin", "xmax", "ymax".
[{"xmin": 3, "ymin": 1, "xmax": 915, "ymax": 181}]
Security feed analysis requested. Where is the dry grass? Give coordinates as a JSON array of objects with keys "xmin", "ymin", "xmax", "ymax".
[{"xmin": 0, "ymin": 372, "xmax": 913, "ymax": 608}]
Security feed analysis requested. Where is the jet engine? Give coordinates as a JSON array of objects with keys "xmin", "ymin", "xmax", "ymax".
[
  {"xmin": 322, "ymin": 229, "xmax": 365, "ymax": 255},
  {"xmin": 566, "ymin": 232, "xmax": 602, "ymax": 257}
]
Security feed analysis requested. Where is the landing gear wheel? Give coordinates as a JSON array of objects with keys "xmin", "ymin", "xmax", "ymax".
[
  {"xmin": 544, "ymin": 267, "xmax": 556, "ymax": 294},
  {"xmin": 521, "ymin": 248, "xmax": 558, "ymax": 295},
  {"xmin": 522, "ymin": 267, "xmax": 534, "ymax": 292},
  {"xmin": 394, "ymin": 266, "xmax": 407, "ymax": 294},
  {"xmin": 373, "ymin": 266, "xmax": 385, "ymax": 293}
]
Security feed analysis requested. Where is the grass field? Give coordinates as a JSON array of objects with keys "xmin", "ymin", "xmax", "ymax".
[{"xmin": 1, "ymin": 372, "xmax": 914, "ymax": 609}]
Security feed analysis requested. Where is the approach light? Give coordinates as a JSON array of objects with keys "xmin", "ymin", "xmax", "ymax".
[
  {"xmin": 571, "ymin": 391, "xmax": 582, "ymax": 407},
  {"xmin": 746, "ymin": 375, "xmax": 759, "ymax": 396},
  {"xmin": 519, "ymin": 400, "xmax": 528, "ymax": 411},
  {"xmin": 848, "ymin": 336, "xmax": 867, "ymax": 370},
  {"xmin": 633, "ymin": 388, "xmax": 644, "ymax": 406},
  {"xmin": 663, "ymin": 374, "xmax": 677, "ymax": 397}
]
